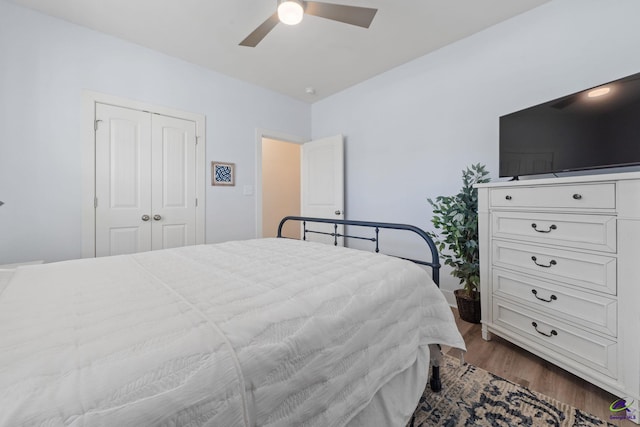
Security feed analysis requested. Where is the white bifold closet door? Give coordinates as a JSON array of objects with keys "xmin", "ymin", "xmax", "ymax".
[{"xmin": 95, "ymin": 103, "xmax": 197, "ymax": 257}]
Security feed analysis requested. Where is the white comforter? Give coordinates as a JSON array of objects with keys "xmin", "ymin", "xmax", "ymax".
[{"xmin": 0, "ymin": 238, "xmax": 465, "ymax": 426}]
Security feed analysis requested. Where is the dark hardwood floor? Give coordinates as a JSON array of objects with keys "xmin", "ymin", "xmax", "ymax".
[{"xmin": 445, "ymin": 308, "xmax": 635, "ymax": 426}]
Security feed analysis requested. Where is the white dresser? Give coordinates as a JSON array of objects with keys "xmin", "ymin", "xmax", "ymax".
[{"xmin": 477, "ymin": 172, "xmax": 640, "ymax": 422}]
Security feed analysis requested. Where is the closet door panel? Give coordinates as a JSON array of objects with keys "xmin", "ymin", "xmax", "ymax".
[
  {"xmin": 151, "ymin": 115, "xmax": 197, "ymax": 250},
  {"xmin": 95, "ymin": 104, "xmax": 152, "ymax": 256}
]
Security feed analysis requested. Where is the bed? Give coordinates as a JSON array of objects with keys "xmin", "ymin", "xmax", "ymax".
[{"xmin": 0, "ymin": 217, "xmax": 465, "ymax": 427}]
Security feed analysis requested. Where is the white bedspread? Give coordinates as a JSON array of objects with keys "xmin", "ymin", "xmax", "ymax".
[{"xmin": 0, "ymin": 238, "xmax": 465, "ymax": 426}]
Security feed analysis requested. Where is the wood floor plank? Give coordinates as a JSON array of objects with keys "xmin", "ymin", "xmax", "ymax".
[{"xmin": 445, "ymin": 308, "xmax": 635, "ymax": 426}]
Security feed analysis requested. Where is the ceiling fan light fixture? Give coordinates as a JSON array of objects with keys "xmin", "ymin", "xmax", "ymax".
[
  {"xmin": 240, "ymin": 0, "xmax": 377, "ymax": 47},
  {"xmin": 277, "ymin": 0, "xmax": 304, "ymax": 25}
]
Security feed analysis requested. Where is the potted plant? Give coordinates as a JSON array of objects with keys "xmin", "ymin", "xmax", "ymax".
[{"xmin": 427, "ymin": 163, "xmax": 490, "ymax": 323}]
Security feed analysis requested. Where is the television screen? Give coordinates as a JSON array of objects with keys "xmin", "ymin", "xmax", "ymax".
[{"xmin": 499, "ymin": 72, "xmax": 640, "ymax": 178}]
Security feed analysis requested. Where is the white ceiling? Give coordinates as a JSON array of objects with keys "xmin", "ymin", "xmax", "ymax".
[{"xmin": 8, "ymin": 0, "xmax": 550, "ymax": 103}]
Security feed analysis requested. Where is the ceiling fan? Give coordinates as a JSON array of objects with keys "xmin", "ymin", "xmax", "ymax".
[{"xmin": 239, "ymin": 0, "xmax": 378, "ymax": 47}]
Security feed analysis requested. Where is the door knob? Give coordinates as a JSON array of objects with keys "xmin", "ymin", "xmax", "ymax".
[
  {"xmin": 335, "ymin": 210, "xmax": 342, "ymax": 215},
  {"xmin": 141, "ymin": 214, "xmax": 150, "ymax": 221},
  {"xmin": 153, "ymin": 214, "xmax": 162, "ymax": 221}
]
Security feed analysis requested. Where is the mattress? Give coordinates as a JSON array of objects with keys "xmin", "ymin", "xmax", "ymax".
[{"xmin": 0, "ymin": 238, "xmax": 465, "ymax": 426}]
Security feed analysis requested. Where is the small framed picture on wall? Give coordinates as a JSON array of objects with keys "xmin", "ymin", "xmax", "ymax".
[{"xmin": 211, "ymin": 161, "xmax": 235, "ymax": 186}]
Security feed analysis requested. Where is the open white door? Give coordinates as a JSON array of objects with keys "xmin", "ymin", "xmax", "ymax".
[{"xmin": 301, "ymin": 134, "xmax": 345, "ymax": 245}]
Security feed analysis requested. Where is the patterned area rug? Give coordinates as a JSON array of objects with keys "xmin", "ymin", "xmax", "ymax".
[{"xmin": 412, "ymin": 354, "xmax": 617, "ymax": 427}]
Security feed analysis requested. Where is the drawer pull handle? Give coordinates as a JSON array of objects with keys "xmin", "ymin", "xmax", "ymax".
[
  {"xmin": 531, "ymin": 256, "xmax": 557, "ymax": 268},
  {"xmin": 531, "ymin": 223, "xmax": 557, "ymax": 233},
  {"xmin": 531, "ymin": 289, "xmax": 557, "ymax": 302},
  {"xmin": 532, "ymin": 322, "xmax": 558, "ymax": 337},
  {"xmin": 572, "ymin": 193, "xmax": 582, "ymax": 200},
  {"xmin": 505, "ymin": 195, "xmax": 512, "ymax": 200}
]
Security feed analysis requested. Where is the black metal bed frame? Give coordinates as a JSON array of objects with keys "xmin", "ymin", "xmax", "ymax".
[
  {"xmin": 276, "ymin": 216, "xmax": 441, "ymax": 288},
  {"xmin": 276, "ymin": 216, "xmax": 444, "ymax": 402}
]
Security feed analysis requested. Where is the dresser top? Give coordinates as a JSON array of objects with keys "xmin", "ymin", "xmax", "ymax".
[{"xmin": 475, "ymin": 170, "xmax": 640, "ymax": 188}]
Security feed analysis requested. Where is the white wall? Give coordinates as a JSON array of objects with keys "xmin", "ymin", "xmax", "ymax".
[
  {"xmin": 311, "ymin": 0, "xmax": 640, "ymax": 303},
  {"xmin": 0, "ymin": 0, "xmax": 310, "ymax": 264},
  {"xmin": 3, "ymin": 0, "xmax": 640, "ymax": 287}
]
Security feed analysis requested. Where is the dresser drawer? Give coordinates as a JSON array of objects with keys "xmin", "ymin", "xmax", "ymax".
[
  {"xmin": 492, "ymin": 240, "xmax": 617, "ymax": 294},
  {"xmin": 492, "ymin": 269, "xmax": 617, "ymax": 336},
  {"xmin": 492, "ymin": 298, "xmax": 617, "ymax": 378},
  {"xmin": 490, "ymin": 183, "xmax": 615, "ymax": 210},
  {"xmin": 491, "ymin": 211, "xmax": 616, "ymax": 252}
]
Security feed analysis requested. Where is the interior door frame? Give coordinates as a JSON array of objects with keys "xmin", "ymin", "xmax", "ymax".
[
  {"xmin": 254, "ymin": 128, "xmax": 307, "ymax": 238},
  {"xmin": 81, "ymin": 90, "xmax": 206, "ymax": 258}
]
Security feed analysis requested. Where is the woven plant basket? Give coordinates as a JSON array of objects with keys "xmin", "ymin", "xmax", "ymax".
[{"xmin": 454, "ymin": 289, "xmax": 481, "ymax": 324}]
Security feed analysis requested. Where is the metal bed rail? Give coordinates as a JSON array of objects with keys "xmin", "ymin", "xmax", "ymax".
[{"xmin": 276, "ymin": 216, "xmax": 441, "ymax": 287}]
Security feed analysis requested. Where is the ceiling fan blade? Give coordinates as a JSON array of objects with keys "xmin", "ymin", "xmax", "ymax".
[
  {"xmin": 239, "ymin": 12, "xmax": 280, "ymax": 47},
  {"xmin": 304, "ymin": 1, "xmax": 377, "ymax": 28}
]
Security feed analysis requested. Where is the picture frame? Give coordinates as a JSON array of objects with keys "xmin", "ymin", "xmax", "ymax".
[{"xmin": 211, "ymin": 161, "xmax": 235, "ymax": 186}]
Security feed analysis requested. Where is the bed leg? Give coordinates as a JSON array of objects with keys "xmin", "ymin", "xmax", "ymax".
[
  {"xmin": 428, "ymin": 344, "xmax": 442, "ymax": 392},
  {"xmin": 430, "ymin": 365, "xmax": 441, "ymax": 392}
]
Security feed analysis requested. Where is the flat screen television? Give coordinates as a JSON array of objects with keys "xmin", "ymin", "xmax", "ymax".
[{"xmin": 499, "ymin": 72, "xmax": 640, "ymax": 178}]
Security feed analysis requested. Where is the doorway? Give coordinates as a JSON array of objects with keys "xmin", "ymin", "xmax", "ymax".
[
  {"xmin": 82, "ymin": 91, "xmax": 206, "ymax": 258},
  {"xmin": 261, "ymin": 138, "xmax": 301, "ymax": 238},
  {"xmin": 256, "ymin": 131, "xmax": 344, "ymax": 243}
]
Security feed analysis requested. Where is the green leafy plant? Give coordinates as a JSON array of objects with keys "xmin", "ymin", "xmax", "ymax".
[{"xmin": 427, "ymin": 164, "xmax": 490, "ymax": 300}]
